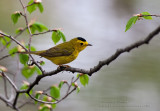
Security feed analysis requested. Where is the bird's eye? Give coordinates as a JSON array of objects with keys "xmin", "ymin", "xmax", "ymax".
[{"xmin": 80, "ymin": 43, "xmax": 83, "ymax": 45}]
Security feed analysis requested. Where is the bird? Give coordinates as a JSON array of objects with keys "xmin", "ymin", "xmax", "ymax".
[{"xmin": 21, "ymin": 37, "xmax": 92, "ymax": 65}]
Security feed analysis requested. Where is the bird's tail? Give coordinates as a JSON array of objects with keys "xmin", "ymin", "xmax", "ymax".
[{"xmin": 18, "ymin": 51, "xmax": 44, "ymax": 56}]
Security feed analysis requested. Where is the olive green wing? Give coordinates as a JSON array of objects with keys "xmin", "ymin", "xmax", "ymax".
[{"xmin": 39, "ymin": 42, "xmax": 74, "ymax": 57}]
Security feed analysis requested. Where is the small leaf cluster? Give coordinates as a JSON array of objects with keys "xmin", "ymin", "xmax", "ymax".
[
  {"xmin": 7, "ymin": 0, "xmax": 67, "ymax": 79},
  {"xmin": 32, "ymin": 74, "xmax": 89, "ymax": 111},
  {"xmin": 27, "ymin": 0, "xmax": 43, "ymax": 14},
  {"xmin": 52, "ymin": 30, "xmax": 66, "ymax": 44},
  {"xmin": 20, "ymin": 81, "xmax": 33, "ymax": 97},
  {"xmin": 78, "ymin": 73, "xmax": 89, "ymax": 87},
  {"xmin": 36, "ymin": 93, "xmax": 57, "ymax": 111},
  {"xmin": 11, "ymin": 11, "xmax": 21, "ymax": 24},
  {"xmin": 0, "ymin": 0, "xmax": 91, "ymax": 110},
  {"xmin": 125, "ymin": 12, "xmax": 153, "ymax": 32},
  {"xmin": 35, "ymin": 84, "xmax": 61, "ymax": 110},
  {"xmin": 0, "ymin": 36, "xmax": 11, "ymax": 48},
  {"xmin": 30, "ymin": 22, "xmax": 48, "ymax": 34},
  {"xmin": 10, "ymin": 0, "xmax": 66, "ymax": 44}
]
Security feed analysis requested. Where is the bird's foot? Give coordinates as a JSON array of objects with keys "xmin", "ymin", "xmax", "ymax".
[{"xmin": 58, "ymin": 65, "xmax": 70, "ymax": 70}]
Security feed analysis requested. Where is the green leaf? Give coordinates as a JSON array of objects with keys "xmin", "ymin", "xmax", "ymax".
[
  {"xmin": 30, "ymin": 22, "xmax": 48, "ymax": 34},
  {"xmin": 20, "ymin": 83, "xmax": 29, "ymax": 90},
  {"xmin": 37, "ymin": 3, "xmax": 44, "ymax": 13},
  {"xmin": 58, "ymin": 81, "xmax": 65, "ymax": 89},
  {"xmin": 30, "ymin": 25, "xmax": 36, "ymax": 34},
  {"xmin": 39, "ymin": 105, "xmax": 50, "ymax": 111},
  {"xmin": 25, "ymin": 45, "xmax": 36, "ymax": 51},
  {"xmin": 0, "ymin": 36, "xmax": 11, "ymax": 48},
  {"xmin": 77, "ymin": 86, "xmax": 80, "ymax": 93},
  {"xmin": 15, "ymin": 28, "xmax": 23, "ymax": 34},
  {"xmin": 51, "ymin": 100, "xmax": 56, "ymax": 109},
  {"xmin": 27, "ymin": 0, "xmax": 37, "ymax": 14},
  {"xmin": 77, "ymin": 73, "xmax": 80, "ymax": 78},
  {"xmin": 35, "ymin": 93, "xmax": 41, "ymax": 104},
  {"xmin": 50, "ymin": 85, "xmax": 60, "ymax": 99},
  {"xmin": 21, "ymin": 66, "xmax": 36, "ymax": 79},
  {"xmin": 35, "ymin": 66, "xmax": 42, "ymax": 75},
  {"xmin": 40, "ymin": 97, "xmax": 55, "ymax": 110},
  {"xmin": 40, "ymin": 61, "xmax": 45, "ymax": 66},
  {"xmin": 11, "ymin": 12, "xmax": 21, "ymax": 24},
  {"xmin": 27, "ymin": 0, "xmax": 44, "ymax": 14},
  {"xmin": 79, "ymin": 74, "xmax": 89, "ymax": 87},
  {"xmin": 9, "ymin": 47, "xmax": 18, "ymax": 57},
  {"xmin": 19, "ymin": 54, "xmax": 29, "ymax": 65},
  {"xmin": 20, "ymin": 82, "xmax": 32, "ymax": 98},
  {"xmin": 141, "ymin": 12, "xmax": 153, "ymax": 20},
  {"xmin": 15, "ymin": 29, "xmax": 21, "ymax": 34},
  {"xmin": 51, "ymin": 30, "xmax": 66, "ymax": 44},
  {"xmin": 42, "ymin": 95, "xmax": 48, "ymax": 101},
  {"xmin": 58, "ymin": 30, "xmax": 66, "ymax": 42},
  {"xmin": 125, "ymin": 16, "xmax": 138, "ymax": 32},
  {"xmin": 52, "ymin": 31, "xmax": 61, "ymax": 44}
]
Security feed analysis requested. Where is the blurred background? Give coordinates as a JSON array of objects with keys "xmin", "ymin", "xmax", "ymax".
[{"xmin": 0, "ymin": 0, "xmax": 160, "ymax": 111}]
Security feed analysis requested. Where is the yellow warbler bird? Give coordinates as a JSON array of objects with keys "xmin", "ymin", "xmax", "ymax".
[{"xmin": 22, "ymin": 37, "xmax": 92, "ymax": 65}]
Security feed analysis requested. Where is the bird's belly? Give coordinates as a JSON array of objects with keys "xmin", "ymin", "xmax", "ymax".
[{"xmin": 45, "ymin": 54, "xmax": 78, "ymax": 65}]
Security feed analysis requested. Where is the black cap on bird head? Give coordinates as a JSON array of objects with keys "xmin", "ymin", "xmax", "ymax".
[{"xmin": 77, "ymin": 37, "xmax": 86, "ymax": 42}]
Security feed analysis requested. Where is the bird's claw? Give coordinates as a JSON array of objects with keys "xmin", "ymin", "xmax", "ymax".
[{"xmin": 58, "ymin": 65, "xmax": 70, "ymax": 70}]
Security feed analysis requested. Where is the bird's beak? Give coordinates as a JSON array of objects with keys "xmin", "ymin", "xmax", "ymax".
[{"xmin": 87, "ymin": 43, "xmax": 92, "ymax": 46}]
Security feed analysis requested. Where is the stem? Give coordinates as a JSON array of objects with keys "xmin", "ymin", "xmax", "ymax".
[{"xmin": 3, "ymin": 76, "xmax": 9, "ymax": 99}]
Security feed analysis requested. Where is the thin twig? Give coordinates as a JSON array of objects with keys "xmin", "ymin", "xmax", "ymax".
[
  {"xmin": 66, "ymin": 77, "xmax": 74, "ymax": 94},
  {"xmin": 56, "ymin": 87, "xmax": 76, "ymax": 104},
  {"xmin": 32, "ymin": 29, "xmax": 53, "ymax": 36},
  {"xmin": 1, "ymin": 72, "xmax": 18, "ymax": 91},
  {"xmin": 28, "ymin": 93, "xmax": 56, "ymax": 104},
  {"xmin": 0, "ymin": 32, "xmax": 28, "ymax": 51},
  {"xmin": 0, "ymin": 52, "xmax": 16, "ymax": 61},
  {"xmin": 18, "ymin": 100, "xmax": 34, "ymax": 109},
  {"xmin": 141, "ymin": 14, "xmax": 160, "ymax": 17},
  {"xmin": 2, "ymin": 76, "xmax": 9, "ymax": 99},
  {"xmin": 0, "ymin": 95, "xmax": 12, "ymax": 107},
  {"xmin": 19, "ymin": 0, "xmax": 33, "ymax": 51},
  {"xmin": 0, "ymin": 27, "xmax": 27, "ymax": 52},
  {"xmin": 24, "ymin": 2, "xmax": 34, "ymax": 8},
  {"xmin": 0, "ymin": 95, "xmax": 20, "ymax": 111},
  {"xmin": 42, "ymin": 92, "xmax": 58, "ymax": 101}
]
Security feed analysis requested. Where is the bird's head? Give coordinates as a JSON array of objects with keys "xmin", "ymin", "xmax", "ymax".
[{"xmin": 70, "ymin": 37, "xmax": 92, "ymax": 52}]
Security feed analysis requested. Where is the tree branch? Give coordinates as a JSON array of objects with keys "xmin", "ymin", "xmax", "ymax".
[
  {"xmin": 0, "ymin": 95, "xmax": 19, "ymax": 111},
  {"xmin": 13, "ymin": 92, "xmax": 20, "ymax": 108},
  {"xmin": 45, "ymin": 26, "xmax": 160, "ymax": 76}
]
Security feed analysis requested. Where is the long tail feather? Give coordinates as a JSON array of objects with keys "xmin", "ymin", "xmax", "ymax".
[{"xmin": 19, "ymin": 51, "xmax": 45, "ymax": 56}]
